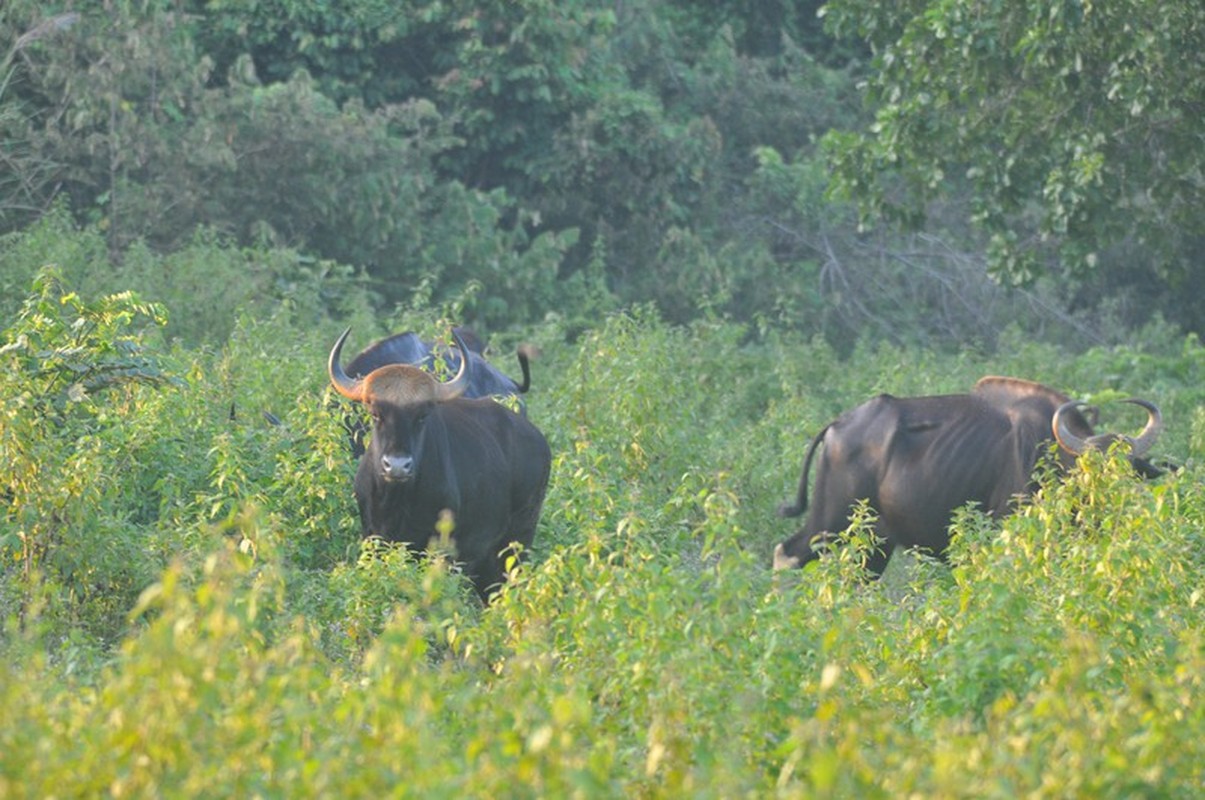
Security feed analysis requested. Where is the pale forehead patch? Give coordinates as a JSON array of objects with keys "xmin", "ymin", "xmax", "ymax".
[{"xmin": 364, "ymin": 365, "xmax": 440, "ymax": 406}]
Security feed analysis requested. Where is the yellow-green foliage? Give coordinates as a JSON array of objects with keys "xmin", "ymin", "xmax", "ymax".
[{"xmin": 1, "ymin": 278, "xmax": 1203, "ymax": 796}]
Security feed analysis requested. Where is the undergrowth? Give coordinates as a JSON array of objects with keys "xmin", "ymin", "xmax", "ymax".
[{"xmin": 1, "ymin": 274, "xmax": 1202, "ymax": 796}]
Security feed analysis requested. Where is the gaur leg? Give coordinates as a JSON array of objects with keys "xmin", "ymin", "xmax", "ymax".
[{"xmin": 863, "ymin": 536, "xmax": 896, "ymax": 579}]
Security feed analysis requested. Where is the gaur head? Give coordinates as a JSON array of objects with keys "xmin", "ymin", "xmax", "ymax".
[
  {"xmin": 1053, "ymin": 398, "xmax": 1164, "ymax": 477},
  {"xmin": 328, "ymin": 327, "xmax": 472, "ymax": 483}
]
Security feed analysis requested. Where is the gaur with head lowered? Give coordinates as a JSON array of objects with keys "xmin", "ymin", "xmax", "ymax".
[{"xmin": 773, "ymin": 377, "xmax": 1164, "ymax": 576}]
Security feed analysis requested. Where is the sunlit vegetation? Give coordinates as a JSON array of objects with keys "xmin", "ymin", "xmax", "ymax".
[{"xmin": 1, "ymin": 274, "xmax": 1201, "ymax": 796}]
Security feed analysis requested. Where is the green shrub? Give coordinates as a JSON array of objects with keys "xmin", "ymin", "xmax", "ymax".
[
  {"xmin": 0, "ymin": 268, "xmax": 178, "ymax": 643},
  {"xmin": 0, "ymin": 210, "xmax": 377, "ymax": 346},
  {"xmin": 1, "ymin": 293, "xmax": 1201, "ymax": 796}
]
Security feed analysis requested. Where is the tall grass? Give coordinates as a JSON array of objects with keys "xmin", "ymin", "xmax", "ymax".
[{"xmin": 1, "ymin": 276, "xmax": 1202, "ymax": 796}]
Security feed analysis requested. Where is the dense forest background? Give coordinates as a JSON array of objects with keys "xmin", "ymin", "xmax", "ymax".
[{"xmin": 3, "ymin": 0, "xmax": 1201, "ymax": 349}]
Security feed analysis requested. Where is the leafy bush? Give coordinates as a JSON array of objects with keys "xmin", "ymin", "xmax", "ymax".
[
  {"xmin": 0, "ymin": 208, "xmax": 376, "ymax": 346},
  {"xmin": 1, "ymin": 280, "xmax": 1202, "ymax": 796},
  {"xmin": 0, "ymin": 269, "xmax": 177, "ymax": 644}
]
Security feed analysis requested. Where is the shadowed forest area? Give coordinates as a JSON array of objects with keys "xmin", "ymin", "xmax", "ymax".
[
  {"xmin": 3, "ymin": 1, "xmax": 1202, "ymax": 349},
  {"xmin": 2, "ymin": 2, "xmax": 1203, "ymax": 796}
]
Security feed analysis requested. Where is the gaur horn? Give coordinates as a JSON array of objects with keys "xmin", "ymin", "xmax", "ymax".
[
  {"xmin": 1054, "ymin": 398, "xmax": 1163, "ymax": 457},
  {"xmin": 434, "ymin": 328, "xmax": 471, "ymax": 401},
  {"xmin": 328, "ymin": 327, "xmax": 366, "ymax": 403},
  {"xmin": 1122, "ymin": 398, "xmax": 1163, "ymax": 457}
]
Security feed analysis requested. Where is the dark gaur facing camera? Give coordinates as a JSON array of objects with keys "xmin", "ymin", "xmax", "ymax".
[{"xmin": 329, "ymin": 327, "xmax": 551, "ymax": 601}]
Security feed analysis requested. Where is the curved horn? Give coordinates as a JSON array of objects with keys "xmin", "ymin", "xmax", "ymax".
[
  {"xmin": 328, "ymin": 327, "xmax": 366, "ymax": 402},
  {"xmin": 1122, "ymin": 398, "xmax": 1163, "ymax": 457},
  {"xmin": 1053, "ymin": 400, "xmax": 1091, "ymax": 455},
  {"xmin": 1055, "ymin": 398, "xmax": 1164, "ymax": 457},
  {"xmin": 435, "ymin": 328, "xmax": 471, "ymax": 401}
]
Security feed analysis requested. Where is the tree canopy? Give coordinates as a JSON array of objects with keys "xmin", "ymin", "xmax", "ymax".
[
  {"xmin": 823, "ymin": 0, "xmax": 1205, "ymax": 330},
  {"xmin": 1, "ymin": 0, "xmax": 1202, "ymax": 341}
]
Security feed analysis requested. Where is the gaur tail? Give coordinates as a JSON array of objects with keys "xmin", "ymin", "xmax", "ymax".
[
  {"xmin": 777, "ymin": 424, "xmax": 829, "ymax": 518},
  {"xmin": 515, "ymin": 345, "xmax": 538, "ymax": 394}
]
